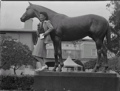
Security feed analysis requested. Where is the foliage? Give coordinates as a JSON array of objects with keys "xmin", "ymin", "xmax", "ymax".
[
  {"xmin": 106, "ymin": 1, "xmax": 120, "ymax": 29},
  {"xmin": 108, "ymin": 56, "xmax": 120, "ymax": 73},
  {"xmin": 1, "ymin": 36, "xmax": 36, "ymax": 74},
  {"xmin": 0, "ymin": 75, "xmax": 34, "ymax": 90},
  {"xmin": 104, "ymin": 34, "xmax": 119, "ymax": 54},
  {"xmin": 0, "ymin": 34, "xmax": 6, "ymax": 69},
  {"xmin": 84, "ymin": 59, "xmax": 97, "ymax": 69},
  {"xmin": 84, "ymin": 57, "xmax": 120, "ymax": 74},
  {"xmin": 106, "ymin": 1, "xmax": 120, "ymax": 55}
]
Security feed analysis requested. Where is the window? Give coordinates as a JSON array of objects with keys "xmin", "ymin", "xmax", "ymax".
[
  {"xmin": 91, "ymin": 49, "xmax": 97, "ymax": 56},
  {"xmin": 66, "ymin": 44, "xmax": 69, "ymax": 47}
]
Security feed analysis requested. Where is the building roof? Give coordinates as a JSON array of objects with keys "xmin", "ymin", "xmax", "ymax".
[
  {"xmin": 0, "ymin": 28, "xmax": 38, "ymax": 45},
  {"xmin": 0, "ymin": 28, "xmax": 37, "ymax": 33}
]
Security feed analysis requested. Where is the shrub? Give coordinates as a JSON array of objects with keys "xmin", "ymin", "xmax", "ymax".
[{"xmin": 0, "ymin": 75, "xmax": 34, "ymax": 90}]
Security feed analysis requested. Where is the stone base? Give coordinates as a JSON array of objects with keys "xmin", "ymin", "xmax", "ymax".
[{"xmin": 34, "ymin": 72, "xmax": 119, "ymax": 91}]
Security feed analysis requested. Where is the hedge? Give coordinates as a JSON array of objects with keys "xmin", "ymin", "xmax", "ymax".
[{"xmin": 0, "ymin": 75, "xmax": 34, "ymax": 91}]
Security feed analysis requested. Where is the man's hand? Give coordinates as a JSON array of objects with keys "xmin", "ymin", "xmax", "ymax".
[
  {"xmin": 40, "ymin": 33, "xmax": 44, "ymax": 39},
  {"xmin": 43, "ymin": 33, "xmax": 47, "ymax": 37}
]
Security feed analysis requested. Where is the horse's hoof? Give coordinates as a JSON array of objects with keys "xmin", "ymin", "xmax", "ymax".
[
  {"xmin": 102, "ymin": 66, "xmax": 108, "ymax": 73},
  {"xmin": 57, "ymin": 67, "xmax": 62, "ymax": 72},
  {"xmin": 92, "ymin": 69, "xmax": 97, "ymax": 73},
  {"xmin": 57, "ymin": 69, "xmax": 62, "ymax": 72},
  {"xmin": 101, "ymin": 69, "xmax": 107, "ymax": 73},
  {"xmin": 102, "ymin": 67, "xmax": 108, "ymax": 73},
  {"xmin": 92, "ymin": 67, "xmax": 99, "ymax": 73},
  {"xmin": 92, "ymin": 65, "xmax": 101, "ymax": 73},
  {"xmin": 52, "ymin": 69, "xmax": 56, "ymax": 72},
  {"xmin": 52, "ymin": 68, "xmax": 56, "ymax": 72}
]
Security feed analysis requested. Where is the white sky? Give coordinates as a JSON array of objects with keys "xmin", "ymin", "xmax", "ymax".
[{"xmin": 0, "ymin": 1, "xmax": 111, "ymax": 30}]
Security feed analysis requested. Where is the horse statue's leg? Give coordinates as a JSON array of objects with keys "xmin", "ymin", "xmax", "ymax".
[
  {"xmin": 53, "ymin": 36, "xmax": 63, "ymax": 72},
  {"xmin": 57, "ymin": 40, "xmax": 63, "ymax": 72},
  {"xmin": 52, "ymin": 40, "xmax": 59, "ymax": 71},
  {"xmin": 92, "ymin": 39, "xmax": 103, "ymax": 72},
  {"xmin": 101, "ymin": 44, "xmax": 108, "ymax": 73}
]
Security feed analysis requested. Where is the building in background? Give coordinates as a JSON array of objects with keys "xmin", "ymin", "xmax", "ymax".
[
  {"xmin": 0, "ymin": 19, "xmax": 37, "ymax": 51},
  {"xmin": 0, "ymin": 19, "xmax": 38, "ymax": 75},
  {"xmin": 46, "ymin": 39, "xmax": 97, "ymax": 65}
]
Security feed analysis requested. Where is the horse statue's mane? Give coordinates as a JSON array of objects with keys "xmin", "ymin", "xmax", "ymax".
[
  {"xmin": 32, "ymin": 4, "xmax": 57, "ymax": 13},
  {"xmin": 29, "ymin": 3, "xmax": 68, "ymax": 18}
]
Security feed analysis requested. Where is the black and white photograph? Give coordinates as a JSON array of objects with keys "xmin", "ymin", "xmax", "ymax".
[{"xmin": 0, "ymin": 1, "xmax": 120, "ymax": 91}]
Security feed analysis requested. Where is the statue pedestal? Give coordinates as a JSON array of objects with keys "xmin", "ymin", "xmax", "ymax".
[{"xmin": 34, "ymin": 72, "xmax": 120, "ymax": 91}]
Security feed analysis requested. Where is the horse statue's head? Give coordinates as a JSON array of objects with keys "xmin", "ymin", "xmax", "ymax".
[
  {"xmin": 20, "ymin": 2, "xmax": 38, "ymax": 22},
  {"xmin": 20, "ymin": 2, "xmax": 58, "ymax": 23}
]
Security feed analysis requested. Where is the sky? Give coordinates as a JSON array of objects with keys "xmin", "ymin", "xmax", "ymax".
[{"xmin": 0, "ymin": 1, "xmax": 111, "ymax": 30}]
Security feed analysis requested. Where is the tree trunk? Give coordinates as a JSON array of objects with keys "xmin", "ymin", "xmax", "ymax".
[
  {"xmin": 118, "ymin": 37, "xmax": 120, "ymax": 56},
  {"xmin": 13, "ymin": 67, "xmax": 16, "ymax": 75}
]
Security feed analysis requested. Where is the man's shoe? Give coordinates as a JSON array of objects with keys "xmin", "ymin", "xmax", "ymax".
[
  {"xmin": 35, "ymin": 68, "xmax": 42, "ymax": 72},
  {"xmin": 40, "ymin": 65, "xmax": 48, "ymax": 71}
]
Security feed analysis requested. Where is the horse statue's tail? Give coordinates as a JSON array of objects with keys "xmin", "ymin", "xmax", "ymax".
[{"xmin": 106, "ymin": 23, "xmax": 117, "ymax": 54}]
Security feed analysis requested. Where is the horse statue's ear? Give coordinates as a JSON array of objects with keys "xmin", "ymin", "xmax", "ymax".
[{"xmin": 28, "ymin": 1, "xmax": 32, "ymax": 5}]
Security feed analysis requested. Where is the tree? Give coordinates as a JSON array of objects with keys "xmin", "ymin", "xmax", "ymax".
[
  {"xmin": 106, "ymin": 1, "xmax": 120, "ymax": 29},
  {"xmin": 84, "ymin": 59, "xmax": 96, "ymax": 69},
  {"xmin": 106, "ymin": 1, "xmax": 120, "ymax": 56},
  {"xmin": 108, "ymin": 56, "xmax": 119, "ymax": 71},
  {"xmin": 1, "ymin": 36, "xmax": 36, "ymax": 75},
  {"xmin": 84, "ymin": 57, "xmax": 120, "ymax": 74}
]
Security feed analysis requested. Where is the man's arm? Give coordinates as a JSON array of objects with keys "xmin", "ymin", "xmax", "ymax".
[{"xmin": 43, "ymin": 20, "xmax": 54, "ymax": 36}]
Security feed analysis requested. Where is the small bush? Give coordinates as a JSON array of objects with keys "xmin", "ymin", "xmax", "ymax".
[
  {"xmin": 84, "ymin": 59, "xmax": 96, "ymax": 69},
  {"xmin": 0, "ymin": 75, "xmax": 34, "ymax": 90}
]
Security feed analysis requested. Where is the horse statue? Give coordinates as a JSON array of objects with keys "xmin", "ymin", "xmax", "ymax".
[{"xmin": 20, "ymin": 2, "xmax": 116, "ymax": 72}]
